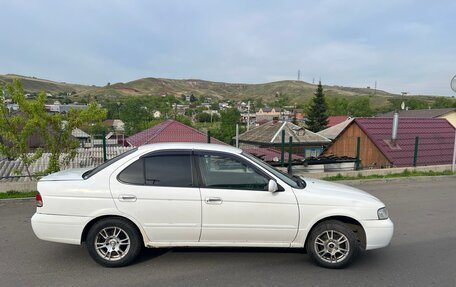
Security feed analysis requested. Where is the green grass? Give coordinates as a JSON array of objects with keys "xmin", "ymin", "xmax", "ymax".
[
  {"xmin": 0, "ymin": 190, "xmax": 36, "ymax": 199},
  {"xmin": 323, "ymin": 169, "xmax": 455, "ymax": 181}
]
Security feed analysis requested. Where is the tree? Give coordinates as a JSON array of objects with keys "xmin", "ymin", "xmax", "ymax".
[
  {"xmin": 432, "ymin": 97, "xmax": 455, "ymax": 109},
  {"xmin": 196, "ymin": 112, "xmax": 220, "ymax": 123},
  {"xmin": 212, "ymin": 108, "xmax": 240, "ymax": 143},
  {"xmin": 196, "ymin": 112, "xmax": 212, "ymax": 123},
  {"xmin": 119, "ymin": 98, "xmax": 151, "ymax": 135},
  {"xmin": 387, "ymin": 98, "xmax": 429, "ymax": 111},
  {"xmin": 0, "ymin": 80, "xmax": 107, "ymax": 176},
  {"xmin": 306, "ymin": 81, "xmax": 329, "ymax": 132},
  {"xmin": 41, "ymin": 102, "xmax": 107, "ymax": 173},
  {"xmin": 0, "ymin": 80, "xmax": 45, "ymax": 179},
  {"xmin": 348, "ymin": 96, "xmax": 374, "ymax": 117},
  {"xmin": 327, "ymin": 96, "xmax": 350, "ymax": 116},
  {"xmin": 175, "ymin": 114, "xmax": 192, "ymax": 126}
]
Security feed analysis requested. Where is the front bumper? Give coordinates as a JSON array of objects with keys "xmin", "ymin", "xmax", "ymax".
[
  {"xmin": 31, "ymin": 213, "xmax": 91, "ymax": 245},
  {"xmin": 362, "ymin": 218, "xmax": 394, "ymax": 250}
]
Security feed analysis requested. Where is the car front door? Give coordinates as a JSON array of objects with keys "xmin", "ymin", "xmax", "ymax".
[
  {"xmin": 110, "ymin": 150, "xmax": 201, "ymax": 244},
  {"xmin": 195, "ymin": 151, "xmax": 299, "ymax": 246}
]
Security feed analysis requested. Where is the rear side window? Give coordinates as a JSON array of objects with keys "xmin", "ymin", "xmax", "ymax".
[
  {"xmin": 117, "ymin": 152, "xmax": 193, "ymax": 187},
  {"xmin": 145, "ymin": 154, "xmax": 193, "ymax": 187},
  {"xmin": 118, "ymin": 158, "xmax": 145, "ymax": 185}
]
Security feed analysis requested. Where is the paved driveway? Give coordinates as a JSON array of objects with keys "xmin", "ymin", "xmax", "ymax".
[{"xmin": 1, "ymin": 177, "xmax": 455, "ymax": 287}]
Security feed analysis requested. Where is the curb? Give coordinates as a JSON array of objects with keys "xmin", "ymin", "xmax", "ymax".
[
  {"xmin": 0, "ymin": 197, "xmax": 35, "ymax": 202},
  {"xmin": 326, "ymin": 174, "xmax": 456, "ymax": 186}
]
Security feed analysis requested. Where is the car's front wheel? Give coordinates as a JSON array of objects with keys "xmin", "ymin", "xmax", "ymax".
[
  {"xmin": 86, "ymin": 218, "xmax": 142, "ymax": 267},
  {"xmin": 306, "ymin": 220, "xmax": 359, "ymax": 269}
]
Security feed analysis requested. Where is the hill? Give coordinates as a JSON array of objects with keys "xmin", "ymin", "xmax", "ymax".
[
  {"xmin": 1, "ymin": 74, "xmax": 442, "ymax": 109},
  {"xmin": 78, "ymin": 77, "xmax": 399, "ymax": 107},
  {"xmin": 0, "ymin": 74, "xmax": 97, "ymax": 95}
]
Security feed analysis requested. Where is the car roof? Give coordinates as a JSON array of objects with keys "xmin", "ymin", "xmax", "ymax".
[{"xmin": 137, "ymin": 142, "xmax": 243, "ymax": 154}]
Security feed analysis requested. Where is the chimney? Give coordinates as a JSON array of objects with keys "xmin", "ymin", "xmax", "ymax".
[{"xmin": 391, "ymin": 111, "xmax": 399, "ymax": 145}]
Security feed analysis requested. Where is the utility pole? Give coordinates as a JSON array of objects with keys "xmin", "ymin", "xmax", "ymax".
[
  {"xmin": 247, "ymin": 101, "xmax": 250, "ymax": 131},
  {"xmin": 297, "ymin": 70, "xmax": 301, "ymax": 81}
]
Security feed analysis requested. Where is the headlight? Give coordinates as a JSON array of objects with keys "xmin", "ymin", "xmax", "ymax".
[{"xmin": 377, "ymin": 207, "xmax": 389, "ymax": 220}]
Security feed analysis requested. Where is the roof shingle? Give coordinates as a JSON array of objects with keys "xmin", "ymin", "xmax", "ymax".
[
  {"xmin": 377, "ymin": 108, "xmax": 456, "ymax": 118},
  {"xmin": 126, "ymin": 120, "xmax": 225, "ymax": 147},
  {"xmin": 355, "ymin": 118, "xmax": 455, "ymax": 167},
  {"xmin": 239, "ymin": 121, "xmax": 331, "ymax": 145}
]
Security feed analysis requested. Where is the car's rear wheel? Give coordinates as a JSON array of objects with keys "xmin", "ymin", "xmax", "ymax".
[
  {"xmin": 306, "ymin": 220, "xmax": 359, "ymax": 269},
  {"xmin": 86, "ymin": 218, "xmax": 142, "ymax": 267}
]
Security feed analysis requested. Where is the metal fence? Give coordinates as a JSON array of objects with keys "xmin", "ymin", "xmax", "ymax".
[
  {"xmin": 1, "ymin": 126, "xmax": 455, "ymax": 182},
  {"xmin": 0, "ymin": 146, "xmax": 133, "ymax": 182}
]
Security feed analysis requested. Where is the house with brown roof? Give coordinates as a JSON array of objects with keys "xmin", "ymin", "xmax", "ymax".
[
  {"xmin": 377, "ymin": 108, "xmax": 456, "ymax": 127},
  {"xmin": 238, "ymin": 120, "xmax": 331, "ymax": 160},
  {"xmin": 318, "ymin": 118, "xmax": 354, "ymax": 140},
  {"xmin": 126, "ymin": 120, "xmax": 225, "ymax": 147},
  {"xmin": 323, "ymin": 118, "xmax": 456, "ymax": 169}
]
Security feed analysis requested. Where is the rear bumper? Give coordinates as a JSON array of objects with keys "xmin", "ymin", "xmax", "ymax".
[
  {"xmin": 31, "ymin": 213, "xmax": 91, "ymax": 245},
  {"xmin": 362, "ymin": 218, "xmax": 394, "ymax": 250}
]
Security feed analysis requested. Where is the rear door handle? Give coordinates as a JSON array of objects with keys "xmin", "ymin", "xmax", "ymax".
[
  {"xmin": 119, "ymin": 195, "xmax": 137, "ymax": 202},
  {"xmin": 205, "ymin": 197, "xmax": 223, "ymax": 205}
]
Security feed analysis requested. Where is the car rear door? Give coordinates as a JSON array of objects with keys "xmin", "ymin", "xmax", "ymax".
[
  {"xmin": 110, "ymin": 150, "xmax": 202, "ymax": 244},
  {"xmin": 195, "ymin": 151, "xmax": 299, "ymax": 246}
]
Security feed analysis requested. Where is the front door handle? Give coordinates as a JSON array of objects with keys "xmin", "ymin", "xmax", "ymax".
[
  {"xmin": 205, "ymin": 197, "xmax": 223, "ymax": 205},
  {"xmin": 119, "ymin": 195, "xmax": 137, "ymax": 202}
]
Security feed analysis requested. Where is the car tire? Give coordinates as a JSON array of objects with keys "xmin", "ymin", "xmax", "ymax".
[
  {"xmin": 86, "ymin": 218, "xmax": 142, "ymax": 267},
  {"xmin": 306, "ymin": 220, "xmax": 359, "ymax": 269}
]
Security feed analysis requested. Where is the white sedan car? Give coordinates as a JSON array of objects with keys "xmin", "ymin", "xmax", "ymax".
[{"xmin": 32, "ymin": 143, "xmax": 393, "ymax": 269}]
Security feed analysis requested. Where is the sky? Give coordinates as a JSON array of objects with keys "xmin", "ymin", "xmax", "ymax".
[{"xmin": 1, "ymin": 0, "xmax": 455, "ymax": 96}]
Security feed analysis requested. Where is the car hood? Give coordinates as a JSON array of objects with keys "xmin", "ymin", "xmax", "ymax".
[
  {"xmin": 39, "ymin": 167, "xmax": 92, "ymax": 181},
  {"xmin": 299, "ymin": 177, "xmax": 382, "ymax": 205}
]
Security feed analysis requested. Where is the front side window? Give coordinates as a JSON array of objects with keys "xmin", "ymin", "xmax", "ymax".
[
  {"xmin": 117, "ymin": 152, "xmax": 193, "ymax": 187},
  {"xmin": 197, "ymin": 153, "xmax": 269, "ymax": 191}
]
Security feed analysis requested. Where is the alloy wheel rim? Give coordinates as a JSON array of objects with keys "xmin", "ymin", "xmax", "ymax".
[
  {"xmin": 314, "ymin": 230, "xmax": 350, "ymax": 264},
  {"xmin": 95, "ymin": 226, "xmax": 131, "ymax": 261}
]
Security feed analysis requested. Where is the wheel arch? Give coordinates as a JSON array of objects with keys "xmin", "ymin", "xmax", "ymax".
[
  {"xmin": 81, "ymin": 215, "xmax": 147, "ymax": 247},
  {"xmin": 303, "ymin": 216, "xmax": 366, "ymax": 251}
]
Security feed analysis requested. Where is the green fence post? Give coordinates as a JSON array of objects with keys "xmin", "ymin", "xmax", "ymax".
[
  {"xmin": 413, "ymin": 136, "xmax": 419, "ymax": 167},
  {"xmin": 281, "ymin": 130, "xmax": 285, "ymax": 167},
  {"xmin": 288, "ymin": 136, "xmax": 293, "ymax": 175},
  {"xmin": 355, "ymin": 137, "xmax": 361, "ymax": 170},
  {"xmin": 207, "ymin": 130, "xmax": 211, "ymax": 143},
  {"xmin": 102, "ymin": 130, "xmax": 107, "ymax": 162}
]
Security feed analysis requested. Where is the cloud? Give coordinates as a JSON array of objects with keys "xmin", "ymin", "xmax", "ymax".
[{"xmin": 0, "ymin": 0, "xmax": 455, "ymax": 95}]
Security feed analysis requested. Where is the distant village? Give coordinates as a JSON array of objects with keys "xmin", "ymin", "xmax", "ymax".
[{"xmin": 1, "ymin": 86, "xmax": 456, "ymax": 181}]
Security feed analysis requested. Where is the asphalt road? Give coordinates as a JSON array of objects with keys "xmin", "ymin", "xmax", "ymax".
[{"xmin": 1, "ymin": 177, "xmax": 455, "ymax": 287}]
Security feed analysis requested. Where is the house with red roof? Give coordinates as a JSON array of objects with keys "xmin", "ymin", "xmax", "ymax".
[
  {"xmin": 323, "ymin": 118, "xmax": 455, "ymax": 168},
  {"xmin": 377, "ymin": 108, "xmax": 456, "ymax": 128},
  {"xmin": 327, "ymin": 116, "xmax": 351, "ymax": 127},
  {"xmin": 126, "ymin": 120, "xmax": 226, "ymax": 147}
]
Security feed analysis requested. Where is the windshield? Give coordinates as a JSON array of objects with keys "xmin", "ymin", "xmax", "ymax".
[
  {"xmin": 82, "ymin": 148, "xmax": 138, "ymax": 179},
  {"xmin": 242, "ymin": 152, "xmax": 305, "ymax": 189}
]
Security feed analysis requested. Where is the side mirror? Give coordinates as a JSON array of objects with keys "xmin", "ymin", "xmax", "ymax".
[{"xmin": 268, "ymin": 179, "xmax": 279, "ymax": 192}]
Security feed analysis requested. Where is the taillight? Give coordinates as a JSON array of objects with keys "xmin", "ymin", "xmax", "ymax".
[{"xmin": 36, "ymin": 192, "xmax": 43, "ymax": 207}]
